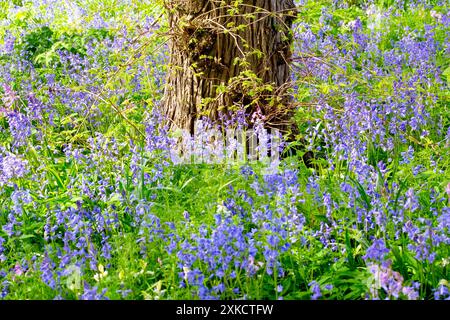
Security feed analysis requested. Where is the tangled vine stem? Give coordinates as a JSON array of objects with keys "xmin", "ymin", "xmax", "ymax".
[{"xmin": 161, "ymin": 0, "xmax": 299, "ymax": 134}]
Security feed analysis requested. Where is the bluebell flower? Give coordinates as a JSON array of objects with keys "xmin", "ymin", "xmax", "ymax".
[
  {"xmin": 309, "ymin": 281, "xmax": 322, "ymax": 300},
  {"xmin": 363, "ymin": 238, "xmax": 390, "ymax": 263}
]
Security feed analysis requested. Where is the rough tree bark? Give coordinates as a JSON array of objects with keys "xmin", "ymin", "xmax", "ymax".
[{"xmin": 162, "ymin": 0, "xmax": 297, "ymax": 134}]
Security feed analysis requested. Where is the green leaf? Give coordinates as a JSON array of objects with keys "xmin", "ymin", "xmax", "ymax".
[
  {"xmin": 345, "ymin": 229, "xmax": 356, "ymax": 270},
  {"xmin": 19, "ymin": 234, "xmax": 34, "ymax": 240},
  {"xmin": 443, "ymin": 66, "xmax": 450, "ymax": 84},
  {"xmin": 46, "ymin": 167, "xmax": 65, "ymax": 189}
]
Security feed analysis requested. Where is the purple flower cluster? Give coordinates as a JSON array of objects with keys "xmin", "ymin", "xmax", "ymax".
[
  {"xmin": 156, "ymin": 168, "xmax": 307, "ymax": 298},
  {"xmin": 293, "ymin": 4, "xmax": 447, "ymax": 183},
  {"xmin": 434, "ymin": 283, "xmax": 450, "ymax": 300},
  {"xmin": 0, "ymin": 237, "xmax": 5, "ymax": 263},
  {"xmin": 363, "ymin": 238, "xmax": 390, "ymax": 263},
  {"xmin": 367, "ymin": 262, "xmax": 419, "ymax": 300},
  {"xmin": 0, "ymin": 0, "xmax": 448, "ymax": 301},
  {"xmin": 0, "ymin": 150, "xmax": 28, "ymax": 187}
]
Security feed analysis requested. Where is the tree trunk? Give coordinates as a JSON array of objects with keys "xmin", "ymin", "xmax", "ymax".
[{"xmin": 162, "ymin": 0, "xmax": 297, "ymax": 134}]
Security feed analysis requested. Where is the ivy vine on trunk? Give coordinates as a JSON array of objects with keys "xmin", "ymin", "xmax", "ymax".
[{"xmin": 162, "ymin": 0, "xmax": 298, "ymax": 134}]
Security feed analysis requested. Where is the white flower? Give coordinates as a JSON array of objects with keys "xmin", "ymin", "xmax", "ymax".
[
  {"xmin": 430, "ymin": 10, "xmax": 442, "ymax": 22},
  {"xmin": 94, "ymin": 264, "xmax": 108, "ymax": 282}
]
